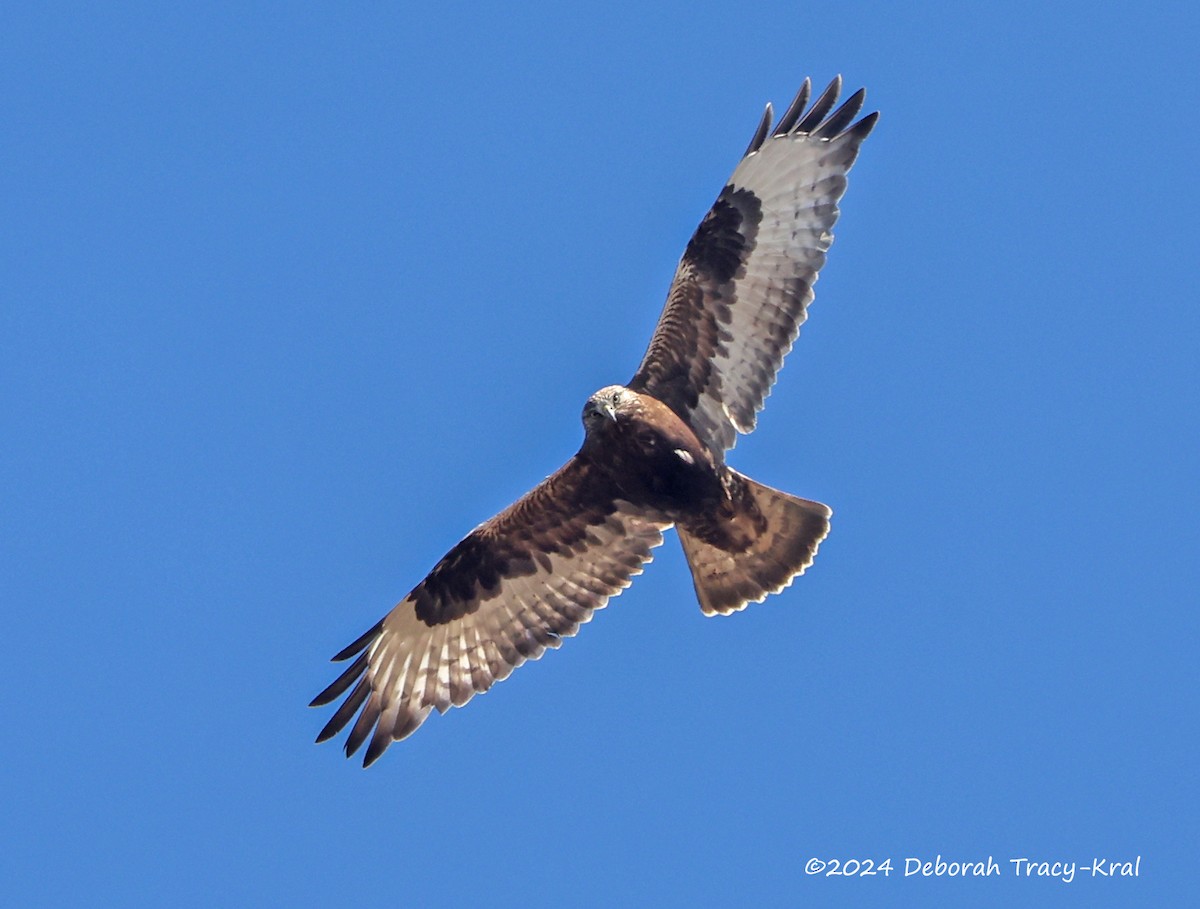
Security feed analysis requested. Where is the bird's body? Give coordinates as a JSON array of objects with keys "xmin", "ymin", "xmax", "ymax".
[
  {"xmin": 580, "ymin": 385, "xmax": 719, "ymax": 514},
  {"xmin": 313, "ymin": 77, "xmax": 878, "ymax": 765},
  {"xmin": 579, "ymin": 385, "xmax": 827, "ymax": 597}
]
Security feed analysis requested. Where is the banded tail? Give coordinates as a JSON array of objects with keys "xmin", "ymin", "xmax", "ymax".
[{"xmin": 677, "ymin": 471, "xmax": 831, "ymax": 615}]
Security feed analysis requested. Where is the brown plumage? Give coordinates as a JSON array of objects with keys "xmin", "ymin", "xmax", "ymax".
[{"xmin": 312, "ymin": 77, "xmax": 877, "ymax": 765}]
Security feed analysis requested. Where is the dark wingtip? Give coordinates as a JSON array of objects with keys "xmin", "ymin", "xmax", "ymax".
[
  {"xmin": 794, "ymin": 75, "xmax": 843, "ymax": 134},
  {"xmin": 773, "ymin": 78, "xmax": 812, "ymax": 136},
  {"xmin": 813, "ymin": 87, "xmax": 866, "ymax": 139},
  {"xmin": 314, "ymin": 675, "xmax": 370, "ymax": 743},
  {"xmin": 343, "ymin": 695, "xmax": 379, "ymax": 759},
  {"xmin": 331, "ymin": 619, "xmax": 383, "ymax": 662},
  {"xmin": 771, "ymin": 77, "xmax": 876, "ymax": 144},
  {"xmin": 363, "ymin": 736, "xmax": 388, "ymax": 768},
  {"xmin": 309, "ymin": 650, "xmax": 370, "ymax": 707},
  {"xmin": 846, "ymin": 109, "xmax": 880, "ymax": 142},
  {"xmin": 315, "ymin": 712, "xmax": 347, "ymax": 745},
  {"xmin": 743, "ymin": 102, "xmax": 774, "ymax": 158}
]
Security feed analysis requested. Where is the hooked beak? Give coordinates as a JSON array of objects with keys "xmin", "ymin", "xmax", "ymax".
[{"xmin": 602, "ymin": 402, "xmax": 618, "ymax": 422}]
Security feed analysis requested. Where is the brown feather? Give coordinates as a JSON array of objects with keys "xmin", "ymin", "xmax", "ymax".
[{"xmin": 678, "ymin": 471, "xmax": 832, "ymax": 616}]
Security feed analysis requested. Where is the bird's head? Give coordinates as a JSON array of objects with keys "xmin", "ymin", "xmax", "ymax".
[{"xmin": 582, "ymin": 385, "xmax": 635, "ymax": 434}]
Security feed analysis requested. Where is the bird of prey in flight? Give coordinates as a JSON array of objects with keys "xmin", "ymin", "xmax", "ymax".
[{"xmin": 312, "ymin": 77, "xmax": 877, "ymax": 766}]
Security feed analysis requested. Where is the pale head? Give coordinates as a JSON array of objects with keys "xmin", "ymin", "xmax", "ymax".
[{"xmin": 582, "ymin": 385, "xmax": 637, "ymax": 434}]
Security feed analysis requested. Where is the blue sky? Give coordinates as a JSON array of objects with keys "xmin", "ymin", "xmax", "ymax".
[{"xmin": 3, "ymin": 2, "xmax": 1196, "ymax": 906}]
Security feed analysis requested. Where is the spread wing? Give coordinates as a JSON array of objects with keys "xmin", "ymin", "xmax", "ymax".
[
  {"xmin": 310, "ymin": 457, "xmax": 672, "ymax": 766},
  {"xmin": 629, "ymin": 76, "xmax": 878, "ymax": 454}
]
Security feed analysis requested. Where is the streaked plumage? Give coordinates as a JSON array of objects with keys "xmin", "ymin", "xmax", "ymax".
[{"xmin": 313, "ymin": 77, "xmax": 877, "ymax": 765}]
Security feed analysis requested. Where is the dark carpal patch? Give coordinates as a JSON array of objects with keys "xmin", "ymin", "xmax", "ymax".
[
  {"xmin": 684, "ymin": 185, "xmax": 761, "ymax": 284},
  {"xmin": 413, "ymin": 536, "xmax": 513, "ymax": 625},
  {"xmin": 628, "ymin": 186, "xmax": 762, "ymax": 438},
  {"xmin": 412, "ymin": 463, "xmax": 621, "ymax": 626}
]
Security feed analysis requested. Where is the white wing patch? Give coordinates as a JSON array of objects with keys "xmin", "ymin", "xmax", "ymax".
[{"xmin": 716, "ymin": 138, "xmax": 850, "ymax": 429}]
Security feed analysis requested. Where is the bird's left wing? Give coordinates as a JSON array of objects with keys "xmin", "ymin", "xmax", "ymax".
[
  {"xmin": 310, "ymin": 456, "xmax": 672, "ymax": 766},
  {"xmin": 629, "ymin": 77, "xmax": 877, "ymax": 454}
]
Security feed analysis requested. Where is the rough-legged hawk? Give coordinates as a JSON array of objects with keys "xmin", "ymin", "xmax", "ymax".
[{"xmin": 312, "ymin": 77, "xmax": 878, "ymax": 765}]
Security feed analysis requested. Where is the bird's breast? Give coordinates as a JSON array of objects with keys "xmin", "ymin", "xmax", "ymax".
[{"xmin": 587, "ymin": 421, "xmax": 721, "ymax": 515}]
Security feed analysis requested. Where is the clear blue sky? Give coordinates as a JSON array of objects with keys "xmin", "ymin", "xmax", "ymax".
[{"xmin": 3, "ymin": 3, "xmax": 1196, "ymax": 907}]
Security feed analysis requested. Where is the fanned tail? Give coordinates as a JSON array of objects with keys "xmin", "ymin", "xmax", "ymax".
[{"xmin": 678, "ymin": 471, "xmax": 830, "ymax": 616}]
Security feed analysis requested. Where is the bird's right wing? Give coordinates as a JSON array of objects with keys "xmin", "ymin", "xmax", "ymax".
[
  {"xmin": 310, "ymin": 456, "xmax": 672, "ymax": 766},
  {"xmin": 629, "ymin": 77, "xmax": 877, "ymax": 454}
]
